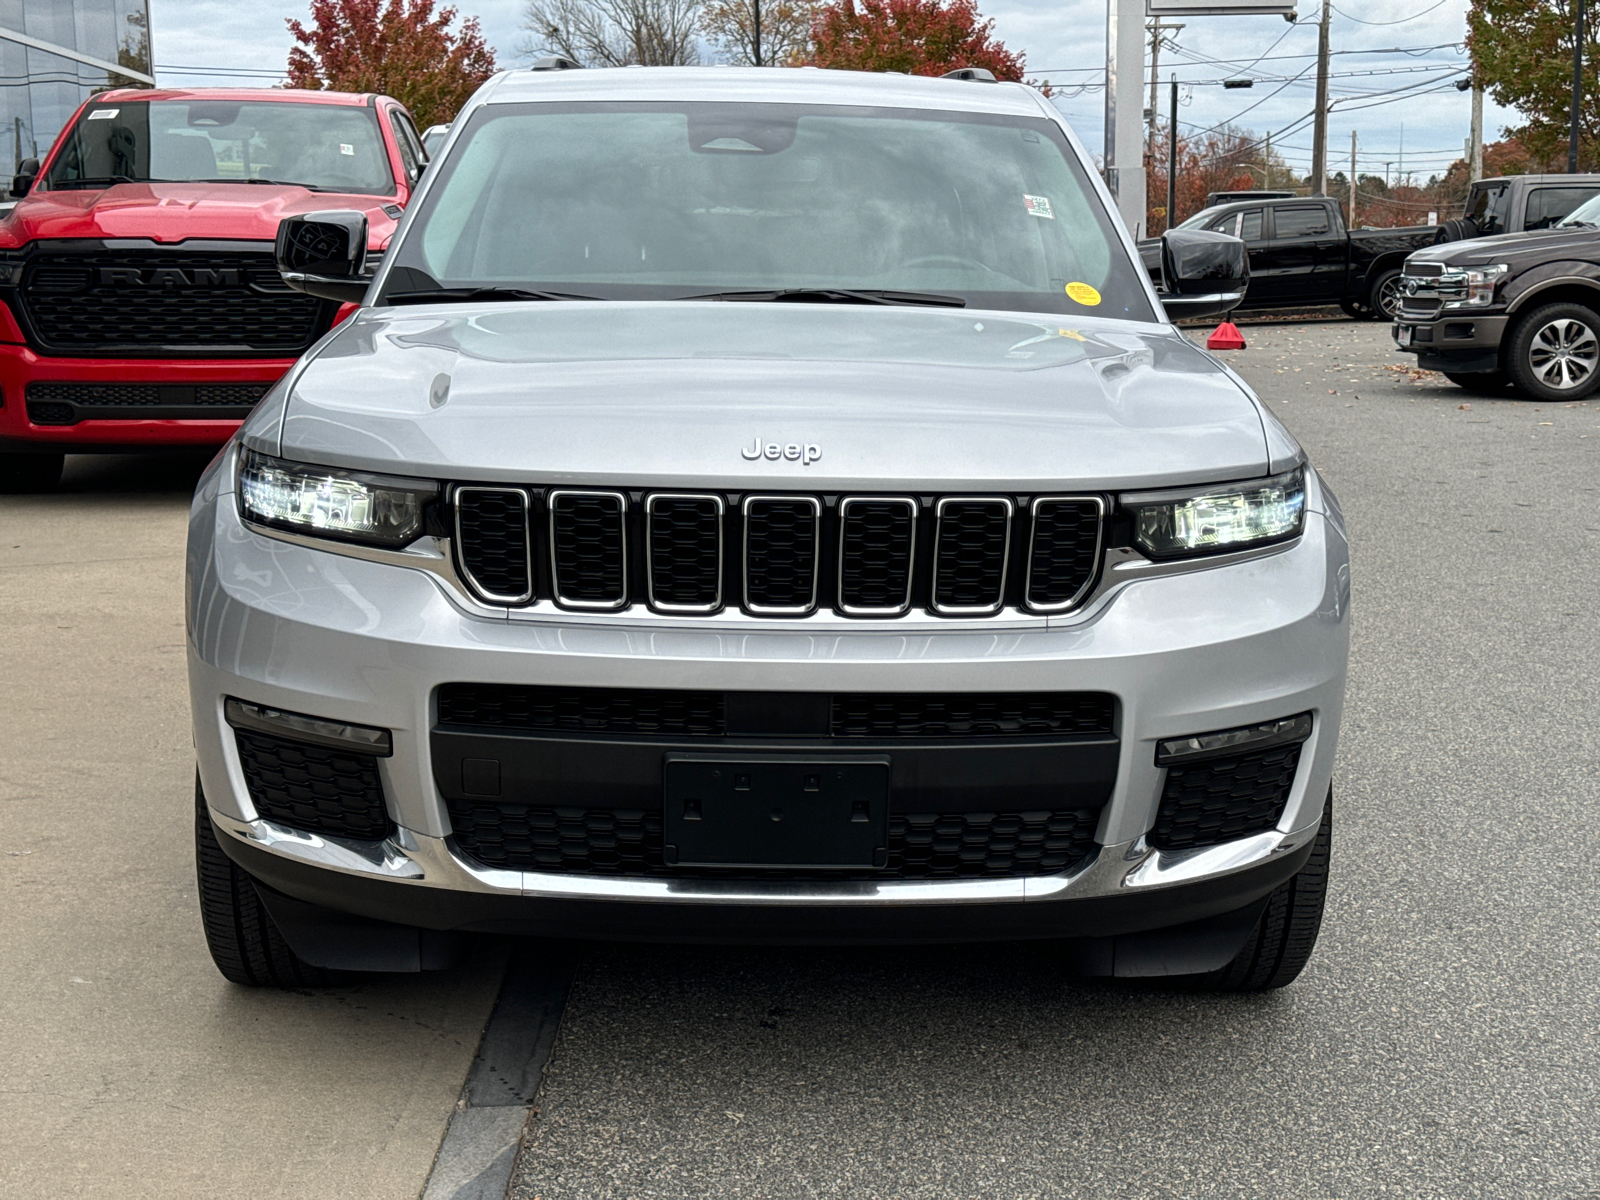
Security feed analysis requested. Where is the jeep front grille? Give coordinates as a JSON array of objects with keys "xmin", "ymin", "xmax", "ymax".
[
  {"xmin": 449, "ymin": 487, "xmax": 1106, "ymax": 618},
  {"xmin": 15, "ymin": 248, "xmax": 336, "ymax": 356}
]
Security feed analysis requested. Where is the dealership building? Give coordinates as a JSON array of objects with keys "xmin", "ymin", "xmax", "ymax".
[{"xmin": 2, "ymin": 0, "xmax": 152, "ymax": 169}]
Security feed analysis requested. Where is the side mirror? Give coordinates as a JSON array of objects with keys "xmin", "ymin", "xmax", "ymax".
[
  {"xmin": 11, "ymin": 157, "xmax": 39, "ymax": 198},
  {"xmin": 275, "ymin": 210, "xmax": 370, "ymax": 303},
  {"xmin": 1158, "ymin": 228, "xmax": 1248, "ymax": 322}
]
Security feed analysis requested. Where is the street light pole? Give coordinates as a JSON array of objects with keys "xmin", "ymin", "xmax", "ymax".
[
  {"xmin": 1167, "ymin": 74, "xmax": 1179, "ymax": 232},
  {"xmin": 1571, "ymin": 0, "xmax": 1586, "ymax": 172}
]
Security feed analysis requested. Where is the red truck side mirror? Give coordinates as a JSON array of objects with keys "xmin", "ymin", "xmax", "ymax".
[{"xmin": 11, "ymin": 158, "xmax": 39, "ymax": 198}]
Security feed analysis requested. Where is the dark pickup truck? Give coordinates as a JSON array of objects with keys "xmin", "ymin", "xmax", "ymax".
[
  {"xmin": 1393, "ymin": 190, "xmax": 1600, "ymax": 400},
  {"xmin": 1140, "ymin": 195, "xmax": 1436, "ymax": 320}
]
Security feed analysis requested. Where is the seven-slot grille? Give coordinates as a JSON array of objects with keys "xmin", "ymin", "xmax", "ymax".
[{"xmin": 449, "ymin": 487, "xmax": 1106, "ymax": 618}]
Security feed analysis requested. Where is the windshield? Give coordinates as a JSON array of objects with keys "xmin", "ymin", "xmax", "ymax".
[
  {"xmin": 1558, "ymin": 192, "xmax": 1600, "ymax": 227},
  {"xmin": 44, "ymin": 100, "xmax": 395, "ymax": 194},
  {"xmin": 1177, "ymin": 206, "xmax": 1227, "ymax": 229},
  {"xmin": 386, "ymin": 101, "xmax": 1157, "ymax": 320}
]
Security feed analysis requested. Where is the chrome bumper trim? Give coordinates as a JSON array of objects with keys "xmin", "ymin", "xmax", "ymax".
[{"xmin": 210, "ymin": 803, "xmax": 1324, "ymax": 907}]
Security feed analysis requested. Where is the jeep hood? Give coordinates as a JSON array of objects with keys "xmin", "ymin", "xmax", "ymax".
[
  {"xmin": 0, "ymin": 182, "xmax": 399, "ymax": 248},
  {"xmin": 270, "ymin": 303, "xmax": 1277, "ymax": 491},
  {"xmin": 1408, "ymin": 225, "xmax": 1600, "ymax": 268}
]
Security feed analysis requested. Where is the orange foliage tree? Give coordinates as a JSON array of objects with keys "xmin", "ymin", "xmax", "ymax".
[
  {"xmin": 1145, "ymin": 125, "xmax": 1262, "ymax": 235},
  {"xmin": 287, "ymin": 0, "xmax": 497, "ymax": 128},
  {"xmin": 806, "ymin": 0, "xmax": 1034, "ymax": 84}
]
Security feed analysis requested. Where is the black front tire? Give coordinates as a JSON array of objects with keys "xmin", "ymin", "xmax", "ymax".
[
  {"xmin": 194, "ymin": 777, "xmax": 343, "ymax": 988},
  {"xmin": 1191, "ymin": 789, "xmax": 1332, "ymax": 992},
  {"xmin": 1369, "ymin": 270, "xmax": 1403, "ymax": 321},
  {"xmin": 1506, "ymin": 302, "xmax": 1600, "ymax": 400},
  {"xmin": 1443, "ymin": 370, "xmax": 1511, "ymax": 394},
  {"xmin": 0, "ymin": 452, "xmax": 64, "ymax": 493}
]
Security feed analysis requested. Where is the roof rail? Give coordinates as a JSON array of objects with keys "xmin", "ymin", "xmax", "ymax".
[
  {"xmin": 530, "ymin": 55, "xmax": 583, "ymax": 71},
  {"xmin": 942, "ymin": 67, "xmax": 997, "ymax": 82}
]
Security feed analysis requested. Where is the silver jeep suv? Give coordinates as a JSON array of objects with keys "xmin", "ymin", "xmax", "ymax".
[{"xmin": 187, "ymin": 66, "xmax": 1348, "ymax": 990}]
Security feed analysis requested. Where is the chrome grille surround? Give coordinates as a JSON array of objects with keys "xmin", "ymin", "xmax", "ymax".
[
  {"xmin": 930, "ymin": 496, "xmax": 1013, "ymax": 616},
  {"xmin": 644, "ymin": 492, "xmax": 725, "ymax": 614},
  {"xmin": 454, "ymin": 486, "xmax": 534, "ymax": 604},
  {"xmin": 836, "ymin": 496, "xmax": 918, "ymax": 617},
  {"xmin": 742, "ymin": 494, "xmax": 822, "ymax": 616},
  {"xmin": 548, "ymin": 489, "xmax": 629, "ymax": 611},
  {"xmin": 1025, "ymin": 495, "xmax": 1107, "ymax": 613}
]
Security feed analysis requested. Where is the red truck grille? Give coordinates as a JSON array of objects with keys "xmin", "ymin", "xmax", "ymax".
[{"xmin": 15, "ymin": 248, "xmax": 334, "ymax": 357}]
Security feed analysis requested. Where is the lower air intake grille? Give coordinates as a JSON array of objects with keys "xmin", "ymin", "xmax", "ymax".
[
  {"xmin": 550, "ymin": 491, "xmax": 627, "ymax": 607},
  {"xmin": 438, "ymin": 683, "xmax": 727, "ymax": 737},
  {"xmin": 25, "ymin": 382, "xmax": 270, "ymax": 425},
  {"xmin": 830, "ymin": 692, "xmax": 1114, "ymax": 738},
  {"xmin": 233, "ymin": 729, "xmax": 393, "ymax": 841},
  {"xmin": 1149, "ymin": 741, "xmax": 1303, "ymax": 851},
  {"xmin": 1027, "ymin": 498, "xmax": 1104, "ymax": 610},
  {"xmin": 455, "ymin": 488, "xmax": 532, "ymax": 603},
  {"xmin": 437, "ymin": 684, "xmax": 1115, "ymax": 740},
  {"xmin": 838, "ymin": 498, "xmax": 916, "ymax": 612},
  {"xmin": 445, "ymin": 801, "xmax": 1099, "ymax": 878}
]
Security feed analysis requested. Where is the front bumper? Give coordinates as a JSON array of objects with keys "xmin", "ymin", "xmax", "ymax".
[
  {"xmin": 0, "ymin": 344, "xmax": 295, "ymax": 453},
  {"xmin": 188, "ymin": 454, "xmax": 1350, "ymax": 941},
  {"xmin": 1391, "ymin": 312, "xmax": 1508, "ymax": 373}
]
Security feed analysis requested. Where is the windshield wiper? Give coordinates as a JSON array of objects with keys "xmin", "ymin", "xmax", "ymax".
[
  {"xmin": 385, "ymin": 286, "xmax": 605, "ymax": 305},
  {"xmin": 49, "ymin": 175, "xmax": 138, "ymax": 189},
  {"xmin": 194, "ymin": 177, "xmax": 332, "ymax": 191},
  {"xmin": 1559, "ymin": 219, "xmax": 1596, "ymax": 229},
  {"xmin": 679, "ymin": 287, "xmax": 966, "ymax": 308}
]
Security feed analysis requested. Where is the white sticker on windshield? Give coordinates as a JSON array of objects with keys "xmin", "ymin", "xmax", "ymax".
[
  {"xmin": 1023, "ymin": 194, "xmax": 1054, "ymax": 219},
  {"xmin": 87, "ymin": 109, "xmax": 118, "ymax": 120},
  {"xmin": 339, "ymin": 143, "xmax": 354, "ymax": 156}
]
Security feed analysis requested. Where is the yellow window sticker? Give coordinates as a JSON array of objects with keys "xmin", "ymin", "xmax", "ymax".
[{"xmin": 1066, "ymin": 282, "xmax": 1101, "ymax": 306}]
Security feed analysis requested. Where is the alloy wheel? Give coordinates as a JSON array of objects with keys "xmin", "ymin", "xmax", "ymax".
[
  {"xmin": 1527, "ymin": 317, "xmax": 1600, "ymax": 391},
  {"xmin": 1376, "ymin": 276, "xmax": 1403, "ymax": 319}
]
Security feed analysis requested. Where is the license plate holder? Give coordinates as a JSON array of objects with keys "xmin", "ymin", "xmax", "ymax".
[
  {"xmin": 1396, "ymin": 324, "xmax": 1413, "ymax": 346},
  {"xmin": 663, "ymin": 754, "xmax": 890, "ymax": 869}
]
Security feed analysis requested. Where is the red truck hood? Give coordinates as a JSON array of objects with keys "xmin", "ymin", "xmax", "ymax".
[{"xmin": 0, "ymin": 182, "xmax": 400, "ymax": 248}]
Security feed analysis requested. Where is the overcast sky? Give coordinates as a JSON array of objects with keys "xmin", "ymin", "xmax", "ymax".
[{"xmin": 153, "ymin": 0, "xmax": 1516, "ymax": 185}]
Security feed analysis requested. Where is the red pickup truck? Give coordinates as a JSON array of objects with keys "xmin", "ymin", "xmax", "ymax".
[{"xmin": 0, "ymin": 87, "xmax": 429, "ymax": 491}]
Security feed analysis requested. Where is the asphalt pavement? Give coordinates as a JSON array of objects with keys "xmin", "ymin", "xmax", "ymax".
[
  {"xmin": 507, "ymin": 321, "xmax": 1600, "ymax": 1200},
  {"xmin": 0, "ymin": 453, "xmax": 504, "ymax": 1200},
  {"xmin": 2, "ymin": 320, "xmax": 1596, "ymax": 1199}
]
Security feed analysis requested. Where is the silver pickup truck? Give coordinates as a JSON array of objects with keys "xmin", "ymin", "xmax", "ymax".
[{"xmin": 186, "ymin": 64, "xmax": 1349, "ymax": 992}]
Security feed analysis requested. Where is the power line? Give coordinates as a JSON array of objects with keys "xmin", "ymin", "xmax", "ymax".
[
  {"xmin": 1332, "ymin": 0, "xmax": 1452, "ymax": 25},
  {"xmin": 1029, "ymin": 41, "xmax": 1464, "ymax": 73}
]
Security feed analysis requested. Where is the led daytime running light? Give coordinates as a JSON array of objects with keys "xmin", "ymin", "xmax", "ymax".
[
  {"xmin": 1127, "ymin": 467, "xmax": 1306, "ymax": 559},
  {"xmin": 238, "ymin": 449, "xmax": 435, "ymax": 547}
]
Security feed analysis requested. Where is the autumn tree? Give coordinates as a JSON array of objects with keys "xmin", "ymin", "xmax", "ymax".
[
  {"xmin": 702, "ymin": 0, "xmax": 817, "ymax": 66},
  {"xmin": 1145, "ymin": 125, "xmax": 1265, "ymax": 234},
  {"xmin": 806, "ymin": 0, "xmax": 1030, "ymax": 82},
  {"xmin": 522, "ymin": 0, "xmax": 701, "ymax": 65},
  {"xmin": 286, "ymin": 0, "xmax": 496, "ymax": 129},
  {"xmin": 1468, "ymin": 0, "xmax": 1600, "ymax": 169}
]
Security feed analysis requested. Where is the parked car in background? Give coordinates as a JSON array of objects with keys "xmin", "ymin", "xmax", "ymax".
[
  {"xmin": 1433, "ymin": 174, "xmax": 1600, "ymax": 244},
  {"xmin": 1141, "ymin": 195, "xmax": 1436, "ymax": 320},
  {"xmin": 188, "ymin": 65, "xmax": 1346, "ymax": 995},
  {"xmin": 0, "ymin": 87, "xmax": 430, "ymax": 493},
  {"xmin": 421, "ymin": 123, "xmax": 450, "ymax": 157},
  {"xmin": 1393, "ymin": 206, "xmax": 1600, "ymax": 400}
]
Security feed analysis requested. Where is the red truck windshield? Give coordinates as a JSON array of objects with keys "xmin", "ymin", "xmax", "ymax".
[{"xmin": 43, "ymin": 100, "xmax": 395, "ymax": 195}]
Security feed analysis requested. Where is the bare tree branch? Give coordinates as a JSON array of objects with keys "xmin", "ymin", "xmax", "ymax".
[{"xmin": 521, "ymin": 0, "xmax": 702, "ymax": 66}]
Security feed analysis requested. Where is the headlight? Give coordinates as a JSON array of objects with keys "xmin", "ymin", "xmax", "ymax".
[
  {"xmin": 1123, "ymin": 467, "xmax": 1306, "ymax": 559},
  {"xmin": 238, "ymin": 449, "xmax": 436, "ymax": 547},
  {"xmin": 1442, "ymin": 263, "xmax": 1508, "ymax": 309}
]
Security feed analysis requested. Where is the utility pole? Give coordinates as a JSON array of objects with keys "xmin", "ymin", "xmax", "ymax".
[
  {"xmin": 1148, "ymin": 20, "xmax": 1184, "ymax": 159},
  {"xmin": 1310, "ymin": 0, "xmax": 1332, "ymax": 194},
  {"xmin": 1470, "ymin": 83, "xmax": 1484, "ymax": 180},
  {"xmin": 1263, "ymin": 130, "xmax": 1272, "ymax": 189},
  {"xmin": 1104, "ymin": 0, "xmax": 1147, "ymax": 235},
  {"xmin": 1349, "ymin": 129, "xmax": 1358, "ymax": 224},
  {"xmin": 1571, "ymin": 0, "xmax": 1586, "ymax": 171},
  {"xmin": 1167, "ymin": 74, "xmax": 1179, "ymax": 232},
  {"xmin": 753, "ymin": 0, "xmax": 762, "ymax": 66}
]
